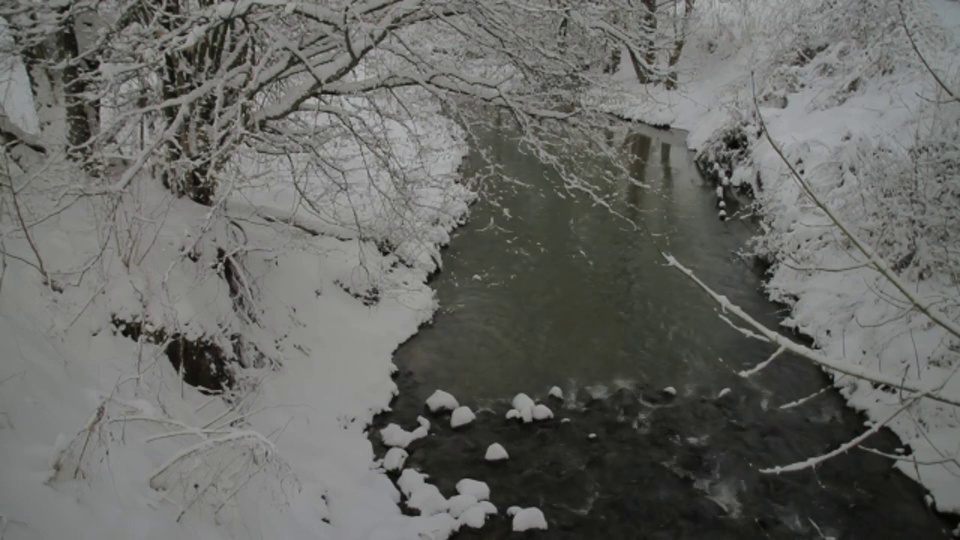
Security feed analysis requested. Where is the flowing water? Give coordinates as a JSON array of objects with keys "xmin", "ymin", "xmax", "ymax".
[{"xmin": 374, "ymin": 119, "xmax": 951, "ymax": 538}]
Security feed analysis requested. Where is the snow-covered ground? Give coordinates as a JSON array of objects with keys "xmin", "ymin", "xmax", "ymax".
[
  {"xmin": 0, "ymin": 56, "xmax": 475, "ymax": 539},
  {"xmin": 601, "ymin": 0, "xmax": 960, "ymax": 513}
]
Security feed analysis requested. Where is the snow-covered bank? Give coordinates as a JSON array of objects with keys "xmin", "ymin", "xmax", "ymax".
[
  {"xmin": 0, "ymin": 66, "xmax": 473, "ymax": 539},
  {"xmin": 601, "ymin": 0, "xmax": 960, "ymax": 513}
]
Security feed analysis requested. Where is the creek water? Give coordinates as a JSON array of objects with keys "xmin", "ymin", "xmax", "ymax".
[{"xmin": 374, "ymin": 120, "xmax": 951, "ymax": 538}]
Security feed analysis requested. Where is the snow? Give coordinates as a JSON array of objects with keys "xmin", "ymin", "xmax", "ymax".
[
  {"xmin": 512, "ymin": 392, "xmax": 535, "ymax": 411},
  {"xmin": 506, "ymin": 506, "xmax": 522, "ymax": 517},
  {"xmin": 477, "ymin": 501, "xmax": 498, "ymax": 515},
  {"xmin": 532, "ymin": 404, "xmax": 554, "ymax": 421},
  {"xmin": 511, "ymin": 507, "xmax": 548, "ymax": 532},
  {"xmin": 458, "ymin": 506, "xmax": 487, "ymax": 529},
  {"xmin": 383, "ymin": 448, "xmax": 409, "ymax": 472},
  {"xmin": 455, "ymin": 479, "xmax": 490, "ymax": 501},
  {"xmin": 505, "ymin": 409, "xmax": 521, "ymax": 420},
  {"xmin": 398, "ymin": 469, "xmax": 429, "ymax": 498},
  {"xmin": 485, "ymin": 443, "xmax": 509, "ymax": 462},
  {"xmin": 450, "ymin": 406, "xmax": 476, "ymax": 428},
  {"xmin": 662, "ymin": 386, "xmax": 677, "ymax": 396},
  {"xmin": 588, "ymin": 433, "xmax": 598, "ymax": 440},
  {"xmin": 0, "ymin": 39, "xmax": 473, "ymax": 538},
  {"xmin": 407, "ymin": 483, "xmax": 449, "ymax": 516},
  {"xmin": 426, "ymin": 390, "xmax": 459, "ymax": 413},
  {"xmin": 548, "ymin": 386, "xmax": 564, "ymax": 399},
  {"xmin": 718, "ymin": 388, "xmax": 731, "ymax": 399},
  {"xmin": 447, "ymin": 494, "xmax": 479, "ymax": 518},
  {"xmin": 381, "ymin": 422, "xmax": 429, "ymax": 448},
  {"xmin": 511, "ymin": 393, "xmax": 536, "ymax": 423}
]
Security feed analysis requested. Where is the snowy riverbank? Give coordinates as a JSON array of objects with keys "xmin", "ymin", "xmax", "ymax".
[
  {"xmin": 601, "ymin": 0, "xmax": 960, "ymax": 514},
  {"xmin": 0, "ymin": 71, "xmax": 475, "ymax": 538}
]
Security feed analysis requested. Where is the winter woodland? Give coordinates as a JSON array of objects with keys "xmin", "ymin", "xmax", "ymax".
[{"xmin": 0, "ymin": 0, "xmax": 958, "ymax": 538}]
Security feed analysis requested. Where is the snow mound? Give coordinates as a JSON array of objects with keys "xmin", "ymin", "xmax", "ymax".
[
  {"xmin": 512, "ymin": 507, "xmax": 548, "ymax": 531},
  {"xmin": 718, "ymin": 388, "xmax": 731, "ymax": 399},
  {"xmin": 426, "ymin": 390, "xmax": 459, "ymax": 413},
  {"xmin": 398, "ymin": 469, "xmax": 429, "ymax": 498},
  {"xmin": 383, "ymin": 448, "xmax": 408, "ymax": 471},
  {"xmin": 381, "ymin": 422, "xmax": 428, "ymax": 448},
  {"xmin": 511, "ymin": 393, "xmax": 536, "ymax": 423},
  {"xmin": 478, "ymin": 500, "xmax": 498, "ymax": 515},
  {"xmin": 410, "ymin": 513, "xmax": 460, "ymax": 540},
  {"xmin": 532, "ymin": 404, "xmax": 554, "ymax": 421},
  {"xmin": 458, "ymin": 506, "xmax": 487, "ymax": 529},
  {"xmin": 662, "ymin": 386, "xmax": 677, "ymax": 396},
  {"xmin": 447, "ymin": 494, "xmax": 479, "ymax": 518},
  {"xmin": 456, "ymin": 478, "xmax": 490, "ymax": 501},
  {"xmin": 485, "ymin": 443, "xmax": 509, "ymax": 461},
  {"xmin": 505, "ymin": 409, "xmax": 521, "ymax": 420},
  {"xmin": 548, "ymin": 386, "xmax": 564, "ymax": 400},
  {"xmin": 506, "ymin": 506, "xmax": 522, "ymax": 517},
  {"xmin": 408, "ymin": 483, "xmax": 448, "ymax": 516},
  {"xmin": 450, "ymin": 406, "xmax": 476, "ymax": 428},
  {"xmin": 512, "ymin": 392, "xmax": 535, "ymax": 410}
]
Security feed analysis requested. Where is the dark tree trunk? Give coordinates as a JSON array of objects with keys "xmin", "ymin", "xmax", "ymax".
[
  {"xmin": 665, "ymin": 0, "xmax": 695, "ymax": 90},
  {"xmin": 155, "ymin": 0, "xmax": 250, "ymax": 206},
  {"xmin": 57, "ymin": 17, "xmax": 94, "ymax": 162},
  {"xmin": 631, "ymin": 0, "xmax": 658, "ymax": 84}
]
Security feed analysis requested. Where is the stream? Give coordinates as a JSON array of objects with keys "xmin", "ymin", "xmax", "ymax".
[{"xmin": 373, "ymin": 119, "xmax": 952, "ymax": 538}]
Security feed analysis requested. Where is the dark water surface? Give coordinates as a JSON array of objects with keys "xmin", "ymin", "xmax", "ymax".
[{"xmin": 375, "ymin": 120, "xmax": 951, "ymax": 538}]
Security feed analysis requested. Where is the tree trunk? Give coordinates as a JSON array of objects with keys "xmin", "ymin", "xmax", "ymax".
[
  {"xmin": 58, "ymin": 17, "xmax": 92, "ymax": 160},
  {"xmin": 665, "ymin": 0, "xmax": 695, "ymax": 90},
  {"xmin": 631, "ymin": 0, "xmax": 658, "ymax": 84}
]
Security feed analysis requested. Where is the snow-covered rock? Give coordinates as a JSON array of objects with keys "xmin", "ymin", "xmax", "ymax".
[
  {"xmin": 560, "ymin": 418, "xmax": 571, "ymax": 424},
  {"xmin": 447, "ymin": 494, "xmax": 479, "ymax": 518},
  {"xmin": 511, "ymin": 393, "xmax": 536, "ymax": 423},
  {"xmin": 458, "ymin": 506, "xmax": 487, "ymax": 529},
  {"xmin": 381, "ymin": 423, "xmax": 428, "ymax": 448},
  {"xmin": 398, "ymin": 469, "xmax": 428, "ymax": 498},
  {"xmin": 450, "ymin": 406, "xmax": 476, "ymax": 428},
  {"xmin": 662, "ymin": 386, "xmax": 677, "ymax": 396},
  {"xmin": 485, "ymin": 443, "xmax": 509, "ymax": 461},
  {"xmin": 506, "ymin": 506, "xmax": 522, "ymax": 517},
  {"xmin": 455, "ymin": 478, "xmax": 490, "ymax": 501},
  {"xmin": 426, "ymin": 390, "xmax": 459, "ymax": 413},
  {"xmin": 383, "ymin": 448, "xmax": 408, "ymax": 471},
  {"xmin": 512, "ymin": 507, "xmax": 548, "ymax": 531},
  {"xmin": 532, "ymin": 404, "xmax": 553, "ymax": 421},
  {"xmin": 417, "ymin": 415, "xmax": 431, "ymax": 429},
  {"xmin": 548, "ymin": 386, "xmax": 564, "ymax": 400},
  {"xmin": 478, "ymin": 501, "xmax": 498, "ymax": 515},
  {"xmin": 512, "ymin": 392, "xmax": 535, "ymax": 411},
  {"xmin": 505, "ymin": 408, "xmax": 521, "ymax": 420},
  {"xmin": 718, "ymin": 388, "xmax": 731, "ymax": 398},
  {"xmin": 588, "ymin": 433, "xmax": 597, "ymax": 440},
  {"xmin": 408, "ymin": 483, "xmax": 448, "ymax": 516},
  {"xmin": 411, "ymin": 513, "xmax": 460, "ymax": 540}
]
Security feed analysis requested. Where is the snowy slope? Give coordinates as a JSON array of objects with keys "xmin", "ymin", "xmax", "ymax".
[{"xmin": 0, "ymin": 58, "xmax": 472, "ymax": 540}]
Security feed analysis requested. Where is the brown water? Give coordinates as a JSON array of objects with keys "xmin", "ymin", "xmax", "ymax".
[{"xmin": 375, "ymin": 119, "xmax": 952, "ymax": 538}]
